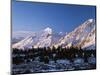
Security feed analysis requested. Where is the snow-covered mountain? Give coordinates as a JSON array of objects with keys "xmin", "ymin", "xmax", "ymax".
[
  {"xmin": 12, "ymin": 27, "xmax": 64, "ymax": 49},
  {"xmin": 12, "ymin": 19, "xmax": 96, "ymax": 50},
  {"xmin": 82, "ymin": 26, "xmax": 96, "ymax": 50},
  {"xmin": 55, "ymin": 19, "xmax": 96, "ymax": 49},
  {"xmin": 12, "ymin": 31, "xmax": 35, "ymax": 44}
]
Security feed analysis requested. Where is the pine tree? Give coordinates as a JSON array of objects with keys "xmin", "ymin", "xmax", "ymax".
[{"xmin": 44, "ymin": 56, "xmax": 49, "ymax": 64}]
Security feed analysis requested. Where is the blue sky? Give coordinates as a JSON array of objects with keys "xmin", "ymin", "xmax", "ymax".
[{"xmin": 12, "ymin": 0, "xmax": 96, "ymax": 33}]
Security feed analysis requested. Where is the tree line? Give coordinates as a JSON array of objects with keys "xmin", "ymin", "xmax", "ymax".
[{"xmin": 12, "ymin": 45, "xmax": 96, "ymax": 65}]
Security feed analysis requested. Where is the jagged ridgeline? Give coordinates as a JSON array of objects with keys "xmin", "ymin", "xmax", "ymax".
[{"xmin": 12, "ymin": 19, "xmax": 96, "ymax": 50}]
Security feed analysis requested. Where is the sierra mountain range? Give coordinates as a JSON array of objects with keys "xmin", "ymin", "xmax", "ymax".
[{"xmin": 12, "ymin": 19, "xmax": 96, "ymax": 50}]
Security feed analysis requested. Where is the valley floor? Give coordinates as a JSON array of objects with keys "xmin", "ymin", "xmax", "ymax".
[{"xmin": 12, "ymin": 58, "xmax": 96, "ymax": 75}]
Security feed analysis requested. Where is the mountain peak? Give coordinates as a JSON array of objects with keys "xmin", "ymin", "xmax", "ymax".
[
  {"xmin": 44, "ymin": 27, "xmax": 52, "ymax": 34},
  {"xmin": 88, "ymin": 19, "xmax": 94, "ymax": 22}
]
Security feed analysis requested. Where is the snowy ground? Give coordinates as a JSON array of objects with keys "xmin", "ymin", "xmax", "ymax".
[{"xmin": 12, "ymin": 57, "xmax": 96, "ymax": 75}]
